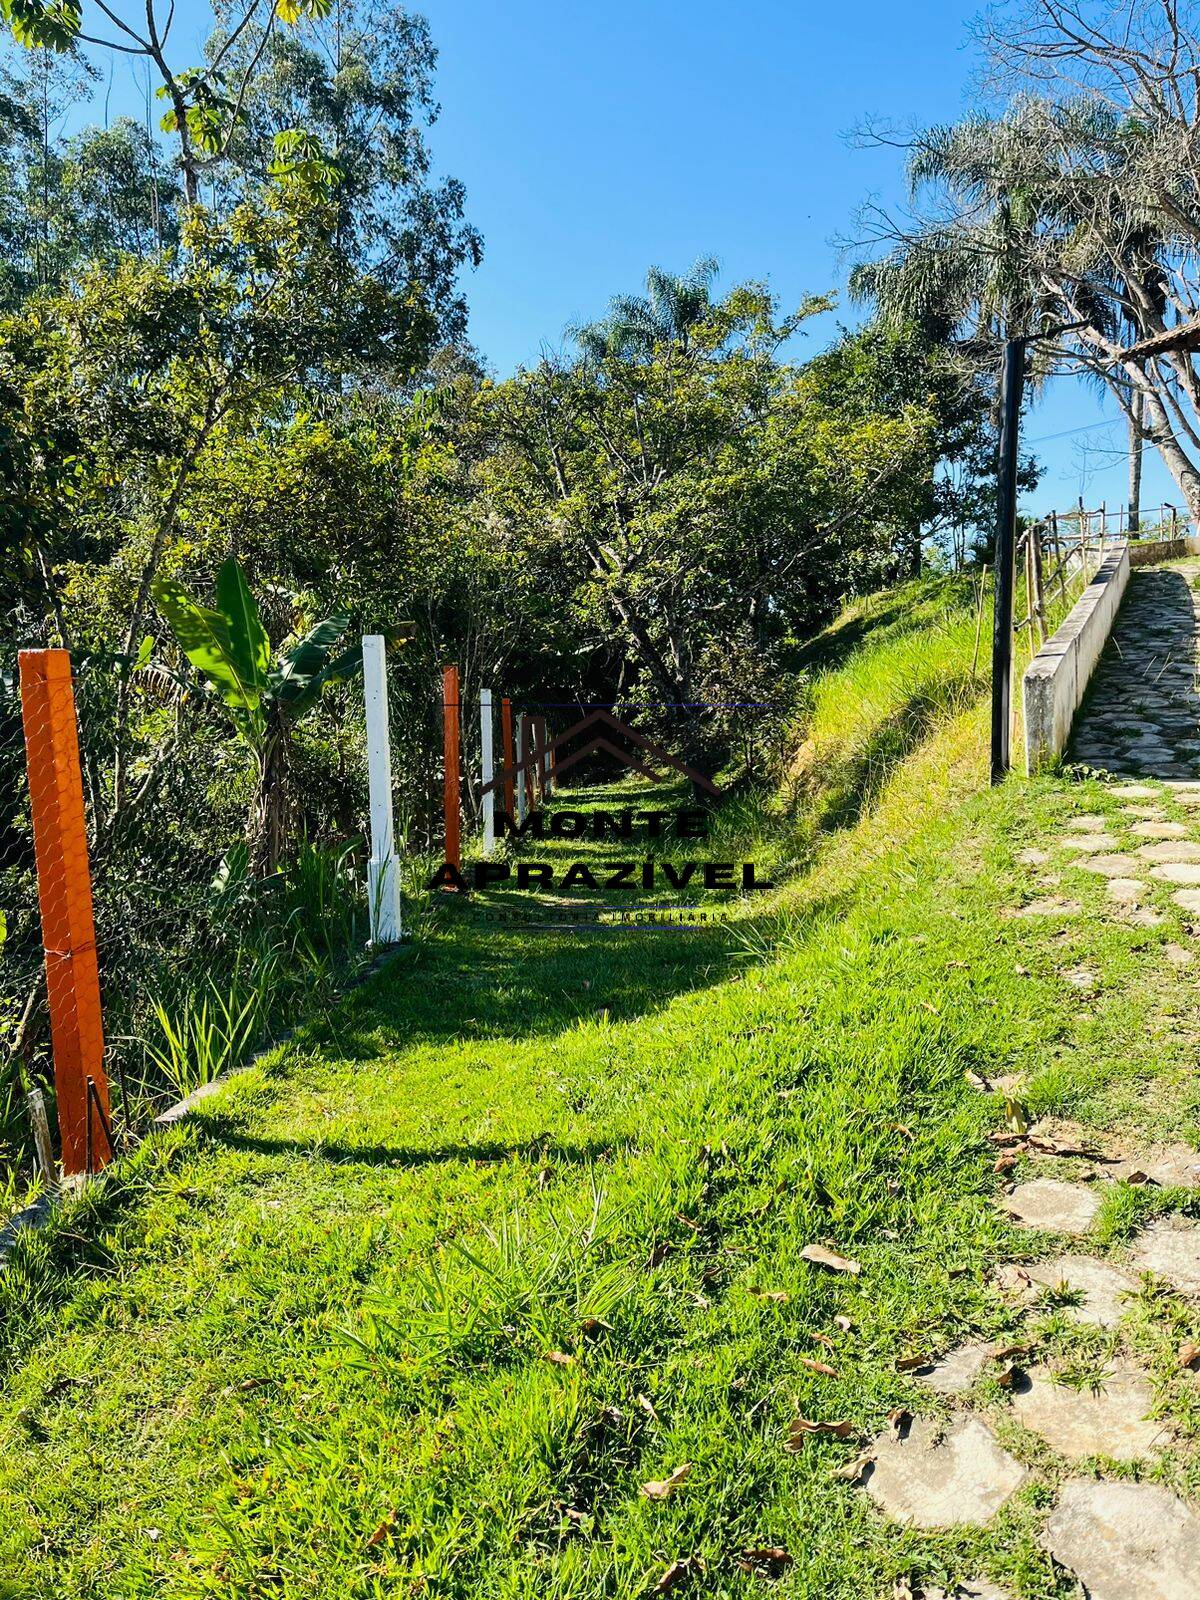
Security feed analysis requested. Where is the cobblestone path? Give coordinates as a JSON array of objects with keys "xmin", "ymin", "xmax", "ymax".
[{"xmin": 1070, "ymin": 561, "xmax": 1200, "ymax": 777}]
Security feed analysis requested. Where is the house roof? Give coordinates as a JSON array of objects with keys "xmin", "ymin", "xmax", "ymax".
[{"xmin": 1117, "ymin": 319, "xmax": 1200, "ymax": 360}]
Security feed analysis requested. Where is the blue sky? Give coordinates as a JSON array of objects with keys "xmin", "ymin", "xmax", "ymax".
[{"xmin": 53, "ymin": 0, "xmax": 1181, "ymax": 519}]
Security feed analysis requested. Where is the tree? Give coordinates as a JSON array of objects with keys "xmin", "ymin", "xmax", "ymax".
[
  {"xmin": 0, "ymin": 0, "xmax": 333, "ymax": 206},
  {"xmin": 152, "ymin": 557, "xmax": 372, "ymax": 872},
  {"xmin": 213, "ymin": 0, "xmax": 482, "ymax": 352},
  {"xmin": 572, "ymin": 257, "xmax": 720, "ymax": 359},
  {"xmin": 470, "ymin": 271, "xmax": 944, "ymax": 760},
  {"xmin": 852, "ymin": 4, "xmax": 1200, "ymax": 523},
  {"xmin": 6, "ymin": 186, "xmax": 438, "ymax": 812}
]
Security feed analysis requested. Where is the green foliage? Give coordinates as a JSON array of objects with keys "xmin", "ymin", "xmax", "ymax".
[
  {"xmin": 0, "ymin": 0, "xmax": 80, "ymax": 52},
  {"xmin": 152, "ymin": 557, "xmax": 366, "ymax": 737}
]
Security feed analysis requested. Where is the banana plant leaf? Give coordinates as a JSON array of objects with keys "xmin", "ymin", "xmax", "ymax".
[
  {"xmin": 280, "ymin": 640, "xmax": 365, "ymax": 721},
  {"xmin": 215, "ymin": 558, "xmax": 271, "ymax": 698},
  {"xmin": 270, "ymin": 615, "xmax": 350, "ymax": 705},
  {"xmin": 152, "ymin": 574, "xmax": 264, "ymax": 720}
]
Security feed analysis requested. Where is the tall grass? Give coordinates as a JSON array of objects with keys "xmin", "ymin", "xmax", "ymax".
[
  {"xmin": 140, "ymin": 839, "xmax": 367, "ymax": 1102},
  {"xmin": 784, "ymin": 565, "xmax": 1086, "ymax": 838}
]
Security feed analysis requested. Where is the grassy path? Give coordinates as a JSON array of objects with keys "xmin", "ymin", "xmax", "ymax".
[{"xmin": 4, "ymin": 698, "xmax": 1200, "ymax": 1596}]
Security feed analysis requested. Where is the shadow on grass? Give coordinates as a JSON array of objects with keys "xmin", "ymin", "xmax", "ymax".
[
  {"xmin": 785, "ymin": 576, "xmax": 971, "ymax": 676},
  {"xmin": 304, "ymin": 916, "xmax": 742, "ymax": 1062},
  {"xmin": 198, "ymin": 1126, "xmax": 623, "ymax": 1171}
]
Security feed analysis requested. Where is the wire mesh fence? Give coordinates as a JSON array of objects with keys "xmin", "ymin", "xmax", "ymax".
[{"xmin": 0, "ymin": 642, "xmax": 399, "ymax": 1211}]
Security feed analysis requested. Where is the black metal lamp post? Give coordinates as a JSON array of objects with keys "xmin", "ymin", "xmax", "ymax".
[{"xmin": 990, "ymin": 336, "xmax": 1026, "ymax": 784}]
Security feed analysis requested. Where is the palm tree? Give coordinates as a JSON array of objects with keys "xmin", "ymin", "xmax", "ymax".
[
  {"xmin": 572, "ymin": 257, "xmax": 721, "ymax": 361},
  {"xmin": 851, "ymin": 97, "xmax": 1200, "ymax": 522}
]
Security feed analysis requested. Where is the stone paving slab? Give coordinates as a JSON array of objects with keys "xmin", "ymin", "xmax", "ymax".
[
  {"xmin": 1151, "ymin": 862, "xmax": 1200, "ymax": 883},
  {"xmin": 1133, "ymin": 1216, "xmax": 1200, "ymax": 1293},
  {"xmin": 919, "ymin": 1341, "xmax": 994, "ymax": 1395},
  {"xmin": 1010, "ymin": 897, "xmax": 1082, "ymax": 918},
  {"xmin": 1025, "ymin": 1253, "xmax": 1138, "ymax": 1326},
  {"xmin": 1076, "ymin": 854, "xmax": 1137, "ymax": 877},
  {"xmin": 1003, "ymin": 1179, "xmax": 1101, "ymax": 1234},
  {"xmin": 1107, "ymin": 1145, "xmax": 1200, "ymax": 1185},
  {"xmin": 1045, "ymin": 1479, "xmax": 1200, "ymax": 1600},
  {"xmin": 1008, "ymin": 1359, "xmax": 1167, "ymax": 1461},
  {"xmin": 1107, "ymin": 878, "xmax": 1150, "ymax": 904},
  {"xmin": 862, "ymin": 1415, "xmax": 1027, "ymax": 1528},
  {"xmin": 1137, "ymin": 840, "xmax": 1200, "ymax": 861}
]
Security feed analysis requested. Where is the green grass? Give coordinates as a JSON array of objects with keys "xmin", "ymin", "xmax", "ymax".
[
  {"xmin": 784, "ymin": 567, "xmax": 1082, "ymax": 840},
  {"xmin": 3, "ymin": 578, "xmax": 1200, "ymax": 1598}
]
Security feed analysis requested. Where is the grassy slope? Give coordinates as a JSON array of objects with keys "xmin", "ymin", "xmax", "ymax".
[{"xmin": 2, "ymin": 585, "xmax": 1200, "ymax": 1598}]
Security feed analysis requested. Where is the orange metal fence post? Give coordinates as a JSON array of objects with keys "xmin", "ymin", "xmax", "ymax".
[
  {"xmin": 442, "ymin": 665, "xmax": 462, "ymax": 871},
  {"xmin": 501, "ymin": 696, "xmax": 515, "ymax": 819},
  {"xmin": 18, "ymin": 649, "xmax": 111, "ymax": 1176}
]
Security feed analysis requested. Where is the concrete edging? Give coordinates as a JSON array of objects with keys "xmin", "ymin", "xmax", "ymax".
[
  {"xmin": 1128, "ymin": 534, "xmax": 1200, "ymax": 567},
  {"xmin": 1023, "ymin": 541, "xmax": 1130, "ymax": 774}
]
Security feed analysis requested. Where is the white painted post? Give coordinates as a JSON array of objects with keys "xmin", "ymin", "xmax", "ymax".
[
  {"xmin": 362, "ymin": 635, "xmax": 402, "ymax": 944},
  {"xmin": 516, "ymin": 714, "xmax": 527, "ymax": 824},
  {"xmin": 480, "ymin": 687, "xmax": 495, "ymax": 856}
]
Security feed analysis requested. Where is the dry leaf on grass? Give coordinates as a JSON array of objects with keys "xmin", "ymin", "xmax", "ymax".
[
  {"xmin": 799, "ymin": 1244, "xmax": 861, "ymax": 1275},
  {"xmin": 1004, "ymin": 1097, "xmax": 1030, "ymax": 1135},
  {"xmin": 637, "ymin": 1393, "xmax": 659, "ymax": 1422},
  {"xmin": 894, "ymin": 1354, "xmax": 930, "ymax": 1373},
  {"xmin": 785, "ymin": 1414, "xmax": 854, "ymax": 1451},
  {"xmin": 798, "ymin": 1355, "xmax": 838, "ymax": 1377},
  {"xmin": 641, "ymin": 1463, "xmax": 692, "ymax": 1500},
  {"xmin": 995, "ymin": 1264, "xmax": 1034, "ymax": 1294},
  {"xmin": 366, "ymin": 1513, "xmax": 397, "ymax": 1548},
  {"xmin": 833, "ymin": 1314, "xmax": 854, "ymax": 1332},
  {"xmin": 653, "ymin": 1556, "xmax": 704, "ymax": 1593},
  {"xmin": 735, "ymin": 1546, "xmax": 792, "ymax": 1577},
  {"xmin": 1178, "ymin": 1341, "xmax": 1200, "ymax": 1370},
  {"xmin": 542, "ymin": 1350, "xmax": 575, "ymax": 1367},
  {"xmin": 831, "ymin": 1448, "xmax": 874, "ymax": 1482}
]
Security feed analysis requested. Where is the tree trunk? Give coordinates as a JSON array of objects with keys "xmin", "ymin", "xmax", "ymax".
[
  {"xmin": 252, "ymin": 719, "xmax": 293, "ymax": 877},
  {"xmin": 1135, "ymin": 384, "xmax": 1200, "ymax": 528},
  {"xmin": 1128, "ymin": 394, "xmax": 1144, "ymax": 535}
]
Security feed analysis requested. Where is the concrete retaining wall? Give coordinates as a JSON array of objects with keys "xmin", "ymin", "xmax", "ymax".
[
  {"xmin": 1128, "ymin": 534, "xmax": 1200, "ymax": 567},
  {"xmin": 1023, "ymin": 541, "xmax": 1130, "ymax": 774}
]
